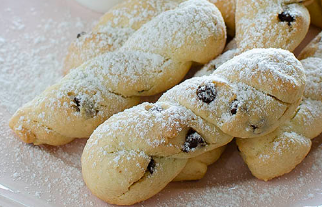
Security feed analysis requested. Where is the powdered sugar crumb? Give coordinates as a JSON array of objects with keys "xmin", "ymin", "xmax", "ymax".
[{"xmin": 0, "ymin": 1, "xmax": 321, "ymax": 207}]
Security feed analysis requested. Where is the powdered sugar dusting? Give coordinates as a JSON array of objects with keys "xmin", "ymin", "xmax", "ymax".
[
  {"xmin": 66, "ymin": 0, "xmax": 179, "ymax": 71},
  {"xmin": 235, "ymin": 0, "xmax": 309, "ymax": 52},
  {"xmin": 122, "ymin": 0, "xmax": 225, "ymax": 62},
  {"xmin": 0, "ymin": 0, "xmax": 321, "ymax": 206},
  {"xmin": 213, "ymin": 48, "xmax": 305, "ymax": 104}
]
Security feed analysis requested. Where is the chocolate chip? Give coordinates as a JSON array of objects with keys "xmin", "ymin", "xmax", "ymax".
[
  {"xmin": 147, "ymin": 158, "xmax": 155, "ymax": 174},
  {"xmin": 73, "ymin": 97, "xmax": 81, "ymax": 112},
  {"xmin": 72, "ymin": 96, "xmax": 98, "ymax": 118},
  {"xmin": 182, "ymin": 129, "xmax": 206, "ymax": 153},
  {"xmin": 230, "ymin": 99, "xmax": 239, "ymax": 115},
  {"xmin": 196, "ymin": 83, "xmax": 217, "ymax": 104},
  {"xmin": 278, "ymin": 12, "xmax": 295, "ymax": 26},
  {"xmin": 250, "ymin": 125, "xmax": 258, "ymax": 131},
  {"xmin": 149, "ymin": 105, "xmax": 163, "ymax": 112},
  {"xmin": 77, "ymin": 31, "xmax": 86, "ymax": 38}
]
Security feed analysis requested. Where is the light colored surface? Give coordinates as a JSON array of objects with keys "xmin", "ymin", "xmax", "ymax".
[
  {"xmin": 0, "ymin": 0, "xmax": 321, "ymax": 206},
  {"xmin": 75, "ymin": 0, "xmax": 125, "ymax": 13}
]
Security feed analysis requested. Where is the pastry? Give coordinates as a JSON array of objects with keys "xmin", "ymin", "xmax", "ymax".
[
  {"xmin": 64, "ymin": 0, "xmax": 236, "ymax": 75},
  {"xmin": 236, "ymin": 32, "xmax": 322, "ymax": 181},
  {"xmin": 195, "ymin": 0, "xmax": 311, "ymax": 77},
  {"xmin": 236, "ymin": 0, "xmax": 311, "ymax": 52},
  {"xmin": 9, "ymin": 0, "xmax": 226, "ymax": 145},
  {"xmin": 81, "ymin": 48, "xmax": 305, "ymax": 205},
  {"xmin": 63, "ymin": 0, "xmax": 181, "ymax": 74}
]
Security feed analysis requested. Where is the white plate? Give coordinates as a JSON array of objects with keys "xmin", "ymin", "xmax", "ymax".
[{"xmin": 0, "ymin": 0, "xmax": 321, "ymax": 206}]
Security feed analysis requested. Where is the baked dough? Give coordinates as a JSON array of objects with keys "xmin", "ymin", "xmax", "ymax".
[
  {"xmin": 64, "ymin": 0, "xmax": 236, "ymax": 74},
  {"xmin": 9, "ymin": 0, "xmax": 226, "ymax": 145},
  {"xmin": 236, "ymin": 0, "xmax": 310, "ymax": 52},
  {"xmin": 81, "ymin": 48, "xmax": 305, "ymax": 205},
  {"xmin": 63, "ymin": 0, "xmax": 181, "ymax": 74},
  {"xmin": 195, "ymin": 0, "xmax": 311, "ymax": 77},
  {"xmin": 236, "ymin": 32, "xmax": 322, "ymax": 181}
]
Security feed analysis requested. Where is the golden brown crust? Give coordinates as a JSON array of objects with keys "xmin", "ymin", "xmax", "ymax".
[
  {"xmin": 81, "ymin": 48, "xmax": 306, "ymax": 205},
  {"xmin": 236, "ymin": 0, "xmax": 310, "ymax": 52},
  {"xmin": 236, "ymin": 33, "xmax": 322, "ymax": 181},
  {"xmin": 10, "ymin": 0, "xmax": 226, "ymax": 146}
]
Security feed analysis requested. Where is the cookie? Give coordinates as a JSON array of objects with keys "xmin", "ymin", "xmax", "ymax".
[
  {"xmin": 81, "ymin": 48, "xmax": 305, "ymax": 205},
  {"xmin": 9, "ymin": 0, "xmax": 226, "ymax": 145},
  {"xmin": 236, "ymin": 0, "xmax": 310, "ymax": 52},
  {"xmin": 236, "ymin": 33, "xmax": 322, "ymax": 181},
  {"xmin": 64, "ymin": 0, "xmax": 236, "ymax": 75},
  {"xmin": 195, "ymin": 0, "xmax": 311, "ymax": 77},
  {"xmin": 63, "ymin": 0, "xmax": 180, "ymax": 74}
]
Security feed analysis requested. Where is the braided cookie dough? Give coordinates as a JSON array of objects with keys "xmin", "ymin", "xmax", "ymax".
[
  {"xmin": 195, "ymin": 0, "xmax": 311, "ymax": 77},
  {"xmin": 9, "ymin": 0, "xmax": 226, "ymax": 146},
  {"xmin": 236, "ymin": 33, "xmax": 322, "ymax": 181},
  {"xmin": 236, "ymin": 0, "xmax": 310, "ymax": 52},
  {"xmin": 64, "ymin": 0, "xmax": 236, "ymax": 75},
  {"xmin": 63, "ymin": 0, "xmax": 181, "ymax": 74},
  {"xmin": 81, "ymin": 48, "xmax": 305, "ymax": 205}
]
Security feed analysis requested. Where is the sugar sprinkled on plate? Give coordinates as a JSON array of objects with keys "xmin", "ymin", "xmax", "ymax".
[{"xmin": 0, "ymin": 0, "xmax": 321, "ymax": 207}]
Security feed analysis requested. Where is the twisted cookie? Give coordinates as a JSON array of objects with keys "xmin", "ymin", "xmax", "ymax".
[
  {"xmin": 195, "ymin": 0, "xmax": 311, "ymax": 77},
  {"xmin": 9, "ymin": 0, "xmax": 226, "ymax": 146},
  {"xmin": 81, "ymin": 48, "xmax": 305, "ymax": 205},
  {"xmin": 64, "ymin": 0, "xmax": 236, "ymax": 75},
  {"xmin": 236, "ymin": 0, "xmax": 310, "ymax": 52},
  {"xmin": 63, "ymin": 0, "xmax": 181, "ymax": 74},
  {"xmin": 236, "ymin": 33, "xmax": 322, "ymax": 181}
]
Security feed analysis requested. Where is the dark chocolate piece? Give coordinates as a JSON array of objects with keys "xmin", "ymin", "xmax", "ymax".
[
  {"xmin": 73, "ymin": 97, "xmax": 81, "ymax": 112},
  {"xmin": 147, "ymin": 158, "xmax": 156, "ymax": 174},
  {"xmin": 196, "ymin": 83, "xmax": 217, "ymax": 104},
  {"xmin": 183, "ymin": 129, "xmax": 206, "ymax": 153},
  {"xmin": 230, "ymin": 99, "xmax": 239, "ymax": 115},
  {"xmin": 278, "ymin": 12, "xmax": 295, "ymax": 26}
]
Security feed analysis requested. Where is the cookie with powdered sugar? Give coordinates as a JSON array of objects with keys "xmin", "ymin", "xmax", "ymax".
[
  {"xmin": 9, "ymin": 0, "xmax": 226, "ymax": 146},
  {"xmin": 165, "ymin": 49, "xmax": 305, "ymax": 138},
  {"xmin": 237, "ymin": 33, "xmax": 322, "ymax": 181},
  {"xmin": 82, "ymin": 101, "xmax": 233, "ymax": 205},
  {"xmin": 81, "ymin": 48, "xmax": 305, "ymax": 205},
  {"xmin": 63, "ymin": 0, "xmax": 180, "ymax": 74},
  {"xmin": 236, "ymin": 0, "xmax": 311, "ymax": 52},
  {"xmin": 195, "ymin": 0, "xmax": 311, "ymax": 77},
  {"xmin": 64, "ymin": 0, "xmax": 236, "ymax": 74}
]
